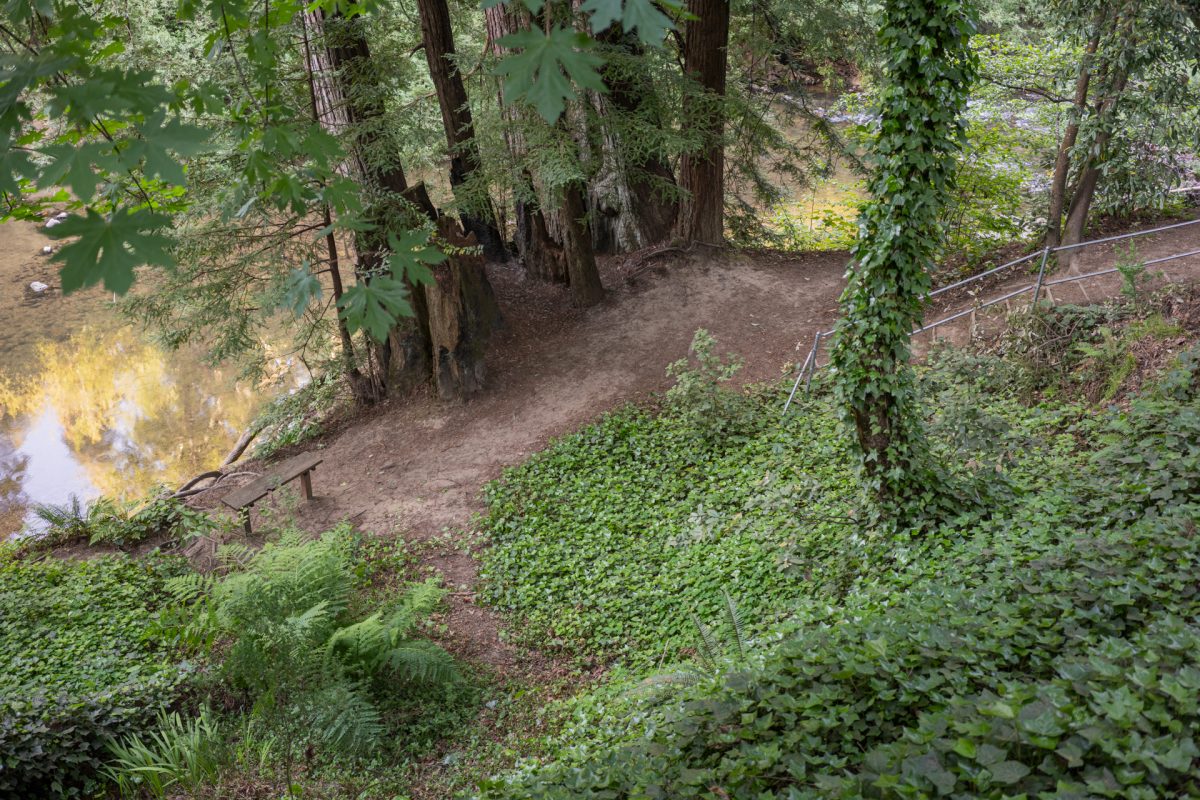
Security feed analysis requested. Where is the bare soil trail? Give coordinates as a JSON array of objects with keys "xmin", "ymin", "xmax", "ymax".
[{"xmin": 210, "ymin": 214, "xmax": 1200, "ymax": 678}]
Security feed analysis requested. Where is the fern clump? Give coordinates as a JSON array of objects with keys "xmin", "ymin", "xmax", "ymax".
[{"xmin": 170, "ymin": 526, "xmax": 456, "ymax": 757}]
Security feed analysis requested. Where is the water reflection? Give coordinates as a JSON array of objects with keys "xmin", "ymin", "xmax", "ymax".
[{"xmin": 0, "ymin": 323, "xmax": 272, "ymax": 534}]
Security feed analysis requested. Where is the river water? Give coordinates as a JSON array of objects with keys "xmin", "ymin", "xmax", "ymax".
[{"xmin": 0, "ymin": 218, "xmax": 287, "ymax": 536}]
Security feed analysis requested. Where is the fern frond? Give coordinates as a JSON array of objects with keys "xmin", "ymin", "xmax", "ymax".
[
  {"xmin": 691, "ymin": 613, "xmax": 719, "ymax": 671},
  {"xmin": 379, "ymin": 640, "xmax": 458, "ymax": 684},
  {"xmin": 307, "ymin": 681, "xmax": 384, "ymax": 754},
  {"xmin": 723, "ymin": 591, "xmax": 747, "ymax": 662},
  {"xmin": 165, "ymin": 573, "xmax": 213, "ymax": 604}
]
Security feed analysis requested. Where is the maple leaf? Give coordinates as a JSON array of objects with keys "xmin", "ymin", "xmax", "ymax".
[
  {"xmin": 494, "ymin": 27, "xmax": 605, "ymax": 122},
  {"xmin": 277, "ymin": 265, "xmax": 323, "ymax": 318},
  {"xmin": 387, "ymin": 228, "xmax": 446, "ymax": 287},
  {"xmin": 47, "ymin": 207, "xmax": 175, "ymax": 294},
  {"xmin": 619, "ymin": 0, "xmax": 675, "ymax": 44},
  {"xmin": 337, "ymin": 277, "xmax": 414, "ymax": 342}
]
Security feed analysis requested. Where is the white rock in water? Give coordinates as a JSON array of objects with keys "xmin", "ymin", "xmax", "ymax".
[
  {"xmin": 29, "ymin": 281, "xmax": 49, "ymax": 293},
  {"xmin": 44, "ymin": 218, "xmax": 61, "ymax": 229},
  {"xmin": 41, "ymin": 245, "xmax": 52, "ymax": 255},
  {"xmin": 54, "ymin": 211, "xmax": 69, "ymax": 221}
]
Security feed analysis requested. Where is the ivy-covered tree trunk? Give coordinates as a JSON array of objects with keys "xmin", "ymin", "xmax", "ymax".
[
  {"xmin": 673, "ymin": 0, "xmax": 730, "ymax": 246},
  {"xmin": 828, "ymin": 0, "xmax": 976, "ymax": 517},
  {"xmin": 416, "ymin": 0, "xmax": 507, "ymax": 262}
]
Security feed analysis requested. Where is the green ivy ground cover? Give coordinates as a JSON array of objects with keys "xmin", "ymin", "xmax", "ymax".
[
  {"xmin": 476, "ymin": 329, "xmax": 1200, "ymax": 798},
  {"xmin": 0, "ymin": 553, "xmax": 189, "ymax": 797},
  {"xmin": 479, "ymin": 396, "xmax": 862, "ymax": 663}
]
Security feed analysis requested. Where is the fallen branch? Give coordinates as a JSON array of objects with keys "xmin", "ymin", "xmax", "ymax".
[{"xmin": 221, "ymin": 422, "xmax": 265, "ymax": 468}]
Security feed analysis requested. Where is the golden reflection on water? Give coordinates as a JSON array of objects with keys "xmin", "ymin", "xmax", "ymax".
[{"xmin": 0, "ymin": 219, "xmax": 278, "ymax": 536}]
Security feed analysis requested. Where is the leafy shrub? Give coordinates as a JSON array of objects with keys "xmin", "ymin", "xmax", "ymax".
[
  {"xmin": 0, "ymin": 555, "xmax": 191, "ymax": 798},
  {"xmin": 30, "ymin": 495, "xmax": 213, "ymax": 550},
  {"xmin": 252, "ymin": 371, "xmax": 342, "ymax": 459},
  {"xmin": 171, "ymin": 527, "xmax": 457, "ymax": 757},
  {"xmin": 664, "ymin": 329, "xmax": 748, "ymax": 441}
]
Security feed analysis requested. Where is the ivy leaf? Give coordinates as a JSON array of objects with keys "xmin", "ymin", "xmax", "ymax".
[
  {"xmin": 337, "ymin": 277, "xmax": 414, "ymax": 342},
  {"xmin": 387, "ymin": 228, "xmax": 445, "ymax": 287},
  {"xmin": 277, "ymin": 265, "xmax": 323, "ymax": 317},
  {"xmin": 46, "ymin": 207, "xmax": 175, "ymax": 294},
  {"xmin": 494, "ymin": 28, "xmax": 605, "ymax": 122}
]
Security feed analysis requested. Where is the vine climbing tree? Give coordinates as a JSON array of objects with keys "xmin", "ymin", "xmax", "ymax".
[{"xmin": 828, "ymin": 0, "xmax": 977, "ymax": 519}]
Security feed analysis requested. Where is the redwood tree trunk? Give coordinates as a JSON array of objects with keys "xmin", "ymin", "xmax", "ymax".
[
  {"xmin": 306, "ymin": 8, "xmax": 501, "ymax": 400},
  {"xmin": 486, "ymin": 4, "xmax": 568, "ymax": 281},
  {"xmin": 561, "ymin": 182, "xmax": 606, "ymax": 306},
  {"xmin": 673, "ymin": 0, "xmax": 730, "ymax": 245},
  {"xmin": 589, "ymin": 29, "xmax": 678, "ymax": 253},
  {"xmin": 417, "ymin": 0, "xmax": 506, "ymax": 262}
]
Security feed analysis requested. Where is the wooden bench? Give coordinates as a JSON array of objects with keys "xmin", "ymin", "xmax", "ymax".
[{"xmin": 221, "ymin": 452, "xmax": 323, "ymax": 533}]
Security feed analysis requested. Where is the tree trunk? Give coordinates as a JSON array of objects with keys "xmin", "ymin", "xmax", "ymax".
[
  {"xmin": 560, "ymin": 180, "xmax": 606, "ymax": 306},
  {"xmin": 673, "ymin": 0, "xmax": 730, "ymax": 245},
  {"xmin": 1061, "ymin": 68, "xmax": 1130, "ymax": 256},
  {"xmin": 487, "ymin": 3, "xmax": 572, "ymax": 282},
  {"xmin": 1045, "ymin": 24, "xmax": 1101, "ymax": 251},
  {"xmin": 424, "ymin": 216, "xmax": 503, "ymax": 400},
  {"xmin": 417, "ymin": 0, "xmax": 507, "ymax": 261},
  {"xmin": 304, "ymin": 8, "xmax": 500, "ymax": 399},
  {"xmin": 589, "ymin": 30, "xmax": 678, "ymax": 253}
]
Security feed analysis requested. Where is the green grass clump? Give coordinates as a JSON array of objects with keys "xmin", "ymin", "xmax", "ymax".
[{"xmin": 0, "ymin": 554, "xmax": 190, "ymax": 797}]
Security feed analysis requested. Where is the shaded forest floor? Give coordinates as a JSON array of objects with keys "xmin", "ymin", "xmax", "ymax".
[{"xmin": 194, "ymin": 212, "xmax": 1200, "ymax": 782}]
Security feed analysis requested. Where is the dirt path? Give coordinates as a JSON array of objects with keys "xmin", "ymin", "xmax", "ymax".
[{"xmin": 219, "ymin": 214, "xmax": 1200, "ymax": 677}]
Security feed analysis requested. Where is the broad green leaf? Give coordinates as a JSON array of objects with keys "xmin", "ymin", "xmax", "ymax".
[
  {"xmin": 620, "ymin": 0, "xmax": 674, "ymax": 43},
  {"xmin": 277, "ymin": 266, "xmax": 323, "ymax": 318},
  {"xmin": 338, "ymin": 277, "xmax": 414, "ymax": 341},
  {"xmin": 47, "ymin": 207, "xmax": 175, "ymax": 294},
  {"xmin": 387, "ymin": 228, "xmax": 445, "ymax": 287},
  {"xmin": 494, "ymin": 28, "xmax": 605, "ymax": 122},
  {"xmin": 580, "ymin": 0, "xmax": 622, "ymax": 31}
]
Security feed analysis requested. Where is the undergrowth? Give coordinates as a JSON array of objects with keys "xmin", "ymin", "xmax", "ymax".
[{"xmin": 477, "ymin": 300, "xmax": 1200, "ymax": 799}]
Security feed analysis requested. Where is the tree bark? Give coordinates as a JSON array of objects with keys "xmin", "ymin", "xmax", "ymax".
[
  {"xmin": 560, "ymin": 180, "xmax": 606, "ymax": 306},
  {"xmin": 1061, "ymin": 69, "xmax": 1129, "ymax": 253},
  {"xmin": 304, "ymin": 8, "xmax": 501, "ymax": 400},
  {"xmin": 589, "ymin": 29, "xmax": 678, "ymax": 253},
  {"xmin": 1045, "ymin": 24, "xmax": 1101, "ymax": 251},
  {"xmin": 424, "ymin": 216, "xmax": 503, "ymax": 400},
  {"xmin": 673, "ymin": 0, "xmax": 730, "ymax": 245},
  {"xmin": 417, "ymin": 0, "xmax": 507, "ymax": 262},
  {"xmin": 487, "ymin": 3, "xmax": 572, "ymax": 282}
]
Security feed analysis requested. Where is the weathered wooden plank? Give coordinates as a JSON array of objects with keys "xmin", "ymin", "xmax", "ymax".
[{"xmin": 221, "ymin": 452, "xmax": 323, "ymax": 511}]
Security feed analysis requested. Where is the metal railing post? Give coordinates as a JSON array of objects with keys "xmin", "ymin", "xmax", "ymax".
[
  {"xmin": 783, "ymin": 331, "xmax": 823, "ymax": 415},
  {"xmin": 804, "ymin": 332, "xmax": 823, "ymax": 390},
  {"xmin": 1030, "ymin": 247, "xmax": 1051, "ymax": 306}
]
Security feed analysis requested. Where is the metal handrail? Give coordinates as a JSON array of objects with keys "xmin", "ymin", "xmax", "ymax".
[{"xmin": 782, "ymin": 216, "xmax": 1200, "ymax": 413}]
